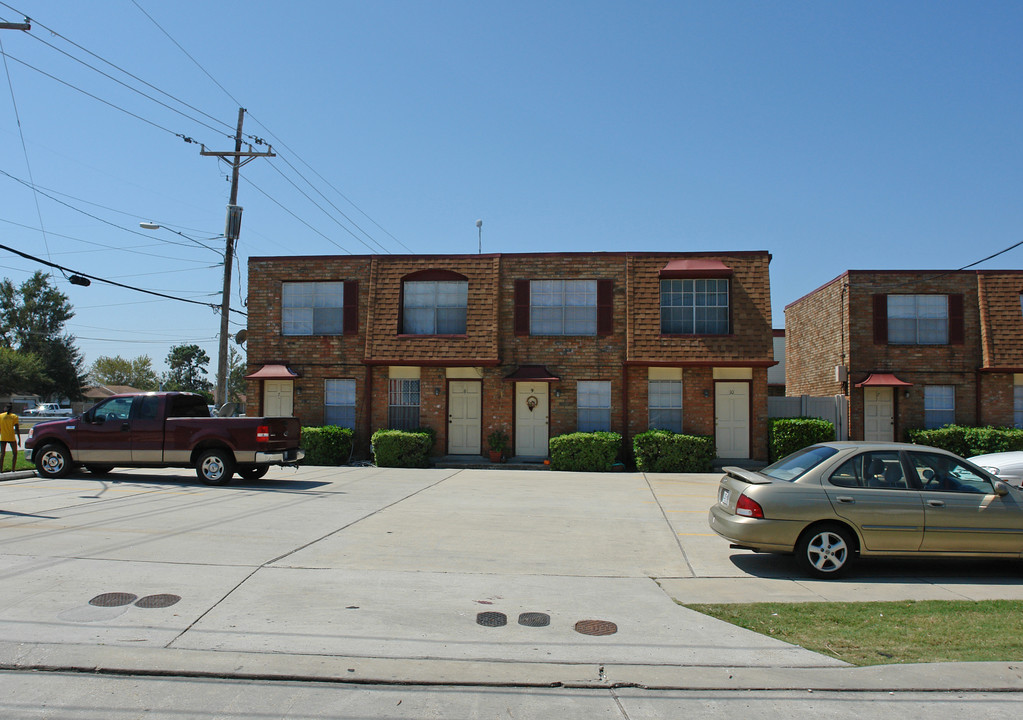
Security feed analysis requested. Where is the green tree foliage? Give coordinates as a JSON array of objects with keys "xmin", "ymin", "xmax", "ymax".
[
  {"xmin": 90, "ymin": 354, "xmax": 159, "ymax": 390},
  {"xmin": 0, "ymin": 271, "xmax": 86, "ymax": 399},
  {"xmin": 0, "ymin": 347, "xmax": 48, "ymax": 396},
  {"xmin": 163, "ymin": 344, "xmax": 213, "ymax": 399},
  {"xmin": 227, "ymin": 346, "xmax": 247, "ymax": 403}
]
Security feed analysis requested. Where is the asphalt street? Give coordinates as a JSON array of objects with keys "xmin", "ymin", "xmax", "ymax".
[{"xmin": 1, "ymin": 465, "xmax": 1022, "ymax": 718}]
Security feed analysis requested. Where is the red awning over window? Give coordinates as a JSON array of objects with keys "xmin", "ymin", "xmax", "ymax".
[
  {"xmin": 855, "ymin": 373, "xmax": 912, "ymax": 388},
  {"xmin": 503, "ymin": 365, "xmax": 560, "ymax": 381},
  {"xmin": 245, "ymin": 364, "xmax": 299, "ymax": 380},
  {"xmin": 659, "ymin": 259, "xmax": 734, "ymax": 278}
]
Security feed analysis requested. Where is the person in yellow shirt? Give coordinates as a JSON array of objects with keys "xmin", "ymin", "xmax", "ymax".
[{"xmin": 0, "ymin": 404, "xmax": 20, "ymax": 472}]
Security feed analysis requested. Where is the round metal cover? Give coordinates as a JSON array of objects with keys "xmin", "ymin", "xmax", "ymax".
[
  {"xmin": 574, "ymin": 619, "xmax": 618, "ymax": 636},
  {"xmin": 518, "ymin": 612, "xmax": 550, "ymax": 627},
  {"xmin": 476, "ymin": 611, "xmax": 507, "ymax": 627},
  {"xmin": 134, "ymin": 594, "xmax": 181, "ymax": 609},
  {"xmin": 89, "ymin": 592, "xmax": 138, "ymax": 608}
]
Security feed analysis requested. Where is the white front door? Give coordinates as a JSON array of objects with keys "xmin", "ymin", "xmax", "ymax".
[
  {"xmin": 864, "ymin": 387, "xmax": 894, "ymax": 441},
  {"xmin": 263, "ymin": 380, "xmax": 294, "ymax": 417},
  {"xmin": 515, "ymin": 382, "xmax": 549, "ymax": 458},
  {"xmin": 448, "ymin": 381, "xmax": 482, "ymax": 455},
  {"xmin": 715, "ymin": 381, "xmax": 750, "ymax": 458}
]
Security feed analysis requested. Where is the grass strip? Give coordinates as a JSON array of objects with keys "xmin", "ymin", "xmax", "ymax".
[{"xmin": 686, "ymin": 599, "xmax": 1023, "ymax": 666}]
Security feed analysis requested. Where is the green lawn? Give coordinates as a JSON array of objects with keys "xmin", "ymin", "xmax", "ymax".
[
  {"xmin": 0, "ymin": 454, "xmax": 34, "ymax": 473},
  {"xmin": 686, "ymin": 600, "xmax": 1023, "ymax": 666}
]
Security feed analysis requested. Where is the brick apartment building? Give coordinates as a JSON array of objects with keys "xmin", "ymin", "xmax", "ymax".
[
  {"xmin": 245, "ymin": 251, "xmax": 776, "ymax": 461},
  {"xmin": 785, "ymin": 270, "xmax": 1023, "ymax": 441}
]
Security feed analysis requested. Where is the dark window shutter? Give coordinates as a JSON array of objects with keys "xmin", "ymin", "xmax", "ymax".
[
  {"xmin": 948, "ymin": 294, "xmax": 964, "ymax": 345},
  {"xmin": 514, "ymin": 280, "xmax": 530, "ymax": 336},
  {"xmin": 597, "ymin": 279, "xmax": 614, "ymax": 336},
  {"xmin": 873, "ymin": 294, "xmax": 888, "ymax": 345},
  {"xmin": 343, "ymin": 281, "xmax": 359, "ymax": 335}
]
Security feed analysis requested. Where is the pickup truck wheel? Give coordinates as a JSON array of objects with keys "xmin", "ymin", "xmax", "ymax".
[
  {"xmin": 36, "ymin": 444, "xmax": 72, "ymax": 479},
  {"xmin": 197, "ymin": 449, "xmax": 235, "ymax": 485},
  {"xmin": 85, "ymin": 464, "xmax": 114, "ymax": 476},
  {"xmin": 237, "ymin": 465, "xmax": 269, "ymax": 481}
]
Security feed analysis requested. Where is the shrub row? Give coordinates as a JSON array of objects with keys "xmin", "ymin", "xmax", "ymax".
[
  {"xmin": 632, "ymin": 430, "xmax": 715, "ymax": 472},
  {"xmin": 549, "ymin": 432, "xmax": 621, "ymax": 471},
  {"xmin": 371, "ymin": 428, "xmax": 436, "ymax": 468},
  {"xmin": 769, "ymin": 417, "xmax": 836, "ymax": 462},
  {"xmin": 906, "ymin": 425, "xmax": 1023, "ymax": 457},
  {"xmin": 300, "ymin": 426, "xmax": 354, "ymax": 466}
]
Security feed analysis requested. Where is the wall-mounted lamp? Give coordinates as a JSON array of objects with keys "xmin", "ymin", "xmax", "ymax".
[
  {"xmin": 434, "ymin": 388, "xmax": 441, "ymax": 396},
  {"xmin": 904, "ymin": 389, "xmax": 910, "ymax": 399},
  {"xmin": 295, "ymin": 387, "xmax": 302, "ymax": 396},
  {"xmin": 554, "ymin": 389, "xmax": 561, "ymax": 398},
  {"xmin": 703, "ymin": 389, "xmax": 710, "ymax": 398}
]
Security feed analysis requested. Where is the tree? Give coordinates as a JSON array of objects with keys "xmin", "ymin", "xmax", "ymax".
[
  {"xmin": 163, "ymin": 344, "xmax": 213, "ymax": 399},
  {"xmin": 0, "ymin": 271, "xmax": 86, "ymax": 399},
  {"xmin": 0, "ymin": 347, "xmax": 48, "ymax": 395},
  {"xmin": 227, "ymin": 346, "xmax": 247, "ymax": 404},
  {"xmin": 90, "ymin": 355, "xmax": 159, "ymax": 390}
]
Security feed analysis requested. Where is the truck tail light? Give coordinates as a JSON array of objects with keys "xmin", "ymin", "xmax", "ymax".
[
  {"xmin": 735, "ymin": 493, "xmax": 764, "ymax": 519},
  {"xmin": 257, "ymin": 425, "xmax": 270, "ymax": 443}
]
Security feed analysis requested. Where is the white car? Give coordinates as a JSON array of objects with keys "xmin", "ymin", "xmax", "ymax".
[
  {"xmin": 24, "ymin": 403, "xmax": 74, "ymax": 417},
  {"xmin": 968, "ymin": 452, "xmax": 1023, "ymax": 487}
]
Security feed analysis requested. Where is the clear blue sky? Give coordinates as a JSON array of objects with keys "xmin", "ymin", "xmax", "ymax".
[{"xmin": 1, "ymin": 1, "xmax": 1021, "ymax": 376}]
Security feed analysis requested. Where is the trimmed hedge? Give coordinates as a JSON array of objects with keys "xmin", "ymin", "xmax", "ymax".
[
  {"xmin": 769, "ymin": 417, "xmax": 836, "ymax": 462},
  {"xmin": 371, "ymin": 428, "xmax": 435, "ymax": 468},
  {"xmin": 300, "ymin": 425, "xmax": 354, "ymax": 466},
  {"xmin": 633, "ymin": 430, "xmax": 715, "ymax": 473},
  {"xmin": 906, "ymin": 425, "xmax": 1023, "ymax": 457},
  {"xmin": 548, "ymin": 432, "xmax": 622, "ymax": 472}
]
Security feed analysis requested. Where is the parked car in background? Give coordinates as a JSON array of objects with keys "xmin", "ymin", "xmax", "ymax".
[
  {"xmin": 24, "ymin": 403, "xmax": 73, "ymax": 417},
  {"xmin": 709, "ymin": 441, "xmax": 1023, "ymax": 578},
  {"xmin": 968, "ymin": 451, "xmax": 1023, "ymax": 488}
]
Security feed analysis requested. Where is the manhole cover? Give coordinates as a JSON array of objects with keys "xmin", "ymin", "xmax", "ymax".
[
  {"xmin": 134, "ymin": 594, "xmax": 181, "ymax": 609},
  {"xmin": 89, "ymin": 592, "xmax": 138, "ymax": 607},
  {"xmin": 518, "ymin": 612, "xmax": 550, "ymax": 627},
  {"xmin": 476, "ymin": 611, "xmax": 507, "ymax": 627},
  {"xmin": 574, "ymin": 619, "xmax": 618, "ymax": 636}
]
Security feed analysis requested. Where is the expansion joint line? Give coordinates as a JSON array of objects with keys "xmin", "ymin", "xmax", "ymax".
[{"xmin": 643, "ymin": 473, "xmax": 696, "ymax": 577}]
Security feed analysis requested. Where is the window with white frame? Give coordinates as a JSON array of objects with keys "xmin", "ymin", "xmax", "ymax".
[
  {"xmin": 324, "ymin": 379, "xmax": 356, "ymax": 428},
  {"xmin": 577, "ymin": 381, "xmax": 611, "ymax": 432},
  {"xmin": 1015, "ymin": 384, "xmax": 1023, "ymax": 428},
  {"xmin": 388, "ymin": 379, "xmax": 420, "ymax": 429},
  {"xmin": 282, "ymin": 282, "xmax": 343, "ymax": 336},
  {"xmin": 660, "ymin": 279, "xmax": 729, "ymax": 334},
  {"xmin": 924, "ymin": 385, "xmax": 955, "ymax": 429},
  {"xmin": 403, "ymin": 280, "xmax": 468, "ymax": 335},
  {"xmin": 888, "ymin": 295, "xmax": 948, "ymax": 345},
  {"xmin": 648, "ymin": 380, "xmax": 683, "ymax": 432},
  {"xmin": 530, "ymin": 280, "xmax": 597, "ymax": 335}
]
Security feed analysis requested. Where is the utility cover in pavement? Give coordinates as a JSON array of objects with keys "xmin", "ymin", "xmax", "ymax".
[
  {"xmin": 135, "ymin": 594, "xmax": 181, "ymax": 609},
  {"xmin": 575, "ymin": 619, "xmax": 618, "ymax": 636},
  {"xmin": 518, "ymin": 612, "xmax": 550, "ymax": 627},
  {"xmin": 89, "ymin": 593, "xmax": 138, "ymax": 607},
  {"xmin": 476, "ymin": 611, "xmax": 507, "ymax": 627}
]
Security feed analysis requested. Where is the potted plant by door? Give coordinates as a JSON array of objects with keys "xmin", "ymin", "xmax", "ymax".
[{"xmin": 487, "ymin": 430, "xmax": 509, "ymax": 463}]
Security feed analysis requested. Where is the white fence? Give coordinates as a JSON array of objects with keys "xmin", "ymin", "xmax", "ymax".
[{"xmin": 768, "ymin": 395, "xmax": 849, "ymax": 441}]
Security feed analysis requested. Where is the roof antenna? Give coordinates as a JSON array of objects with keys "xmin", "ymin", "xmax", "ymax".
[{"xmin": 476, "ymin": 219, "xmax": 483, "ymax": 254}]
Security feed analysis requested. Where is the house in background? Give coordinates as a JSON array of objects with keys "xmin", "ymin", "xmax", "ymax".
[
  {"xmin": 768, "ymin": 329, "xmax": 785, "ymax": 396},
  {"xmin": 245, "ymin": 251, "xmax": 776, "ymax": 461},
  {"xmin": 785, "ymin": 270, "xmax": 1023, "ymax": 441}
]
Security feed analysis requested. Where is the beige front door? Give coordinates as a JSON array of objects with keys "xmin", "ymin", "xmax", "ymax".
[
  {"xmin": 448, "ymin": 381, "xmax": 482, "ymax": 455},
  {"xmin": 515, "ymin": 382, "xmax": 549, "ymax": 458},
  {"xmin": 864, "ymin": 387, "xmax": 894, "ymax": 441},
  {"xmin": 715, "ymin": 382, "xmax": 750, "ymax": 458},
  {"xmin": 263, "ymin": 380, "xmax": 294, "ymax": 417}
]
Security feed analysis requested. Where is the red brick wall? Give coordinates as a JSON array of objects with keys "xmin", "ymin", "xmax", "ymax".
[{"xmin": 785, "ymin": 275, "xmax": 847, "ymax": 397}]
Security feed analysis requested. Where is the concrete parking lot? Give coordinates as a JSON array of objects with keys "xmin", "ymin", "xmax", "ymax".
[{"xmin": 1, "ymin": 465, "xmax": 1023, "ymax": 693}]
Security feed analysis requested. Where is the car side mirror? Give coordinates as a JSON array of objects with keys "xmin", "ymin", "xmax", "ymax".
[{"xmin": 994, "ymin": 480, "xmax": 1011, "ymax": 497}]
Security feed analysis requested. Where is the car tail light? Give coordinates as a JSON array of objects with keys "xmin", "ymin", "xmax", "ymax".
[
  {"xmin": 257, "ymin": 425, "xmax": 270, "ymax": 443},
  {"xmin": 735, "ymin": 493, "xmax": 764, "ymax": 519}
]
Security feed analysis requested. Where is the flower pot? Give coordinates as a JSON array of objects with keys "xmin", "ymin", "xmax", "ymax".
[{"xmin": 488, "ymin": 450, "xmax": 503, "ymax": 463}]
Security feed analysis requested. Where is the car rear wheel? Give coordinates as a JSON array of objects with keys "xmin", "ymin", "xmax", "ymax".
[
  {"xmin": 196, "ymin": 449, "xmax": 235, "ymax": 486},
  {"xmin": 36, "ymin": 444, "xmax": 72, "ymax": 479},
  {"xmin": 237, "ymin": 465, "xmax": 269, "ymax": 481},
  {"xmin": 796, "ymin": 524, "xmax": 855, "ymax": 578}
]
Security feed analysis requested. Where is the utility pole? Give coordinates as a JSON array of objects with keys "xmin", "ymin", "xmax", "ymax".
[
  {"xmin": 200, "ymin": 108, "xmax": 274, "ymax": 406},
  {"xmin": 0, "ymin": 19, "xmax": 31, "ymax": 30}
]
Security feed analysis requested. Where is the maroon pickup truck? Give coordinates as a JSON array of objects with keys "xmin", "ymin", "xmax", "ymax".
[{"xmin": 25, "ymin": 392, "xmax": 303, "ymax": 485}]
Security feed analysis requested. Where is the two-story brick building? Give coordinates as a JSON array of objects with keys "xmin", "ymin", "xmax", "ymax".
[
  {"xmin": 786, "ymin": 270, "xmax": 1023, "ymax": 441},
  {"xmin": 245, "ymin": 251, "xmax": 775, "ymax": 461}
]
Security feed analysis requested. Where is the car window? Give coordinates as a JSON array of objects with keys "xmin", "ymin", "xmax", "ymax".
[
  {"xmin": 137, "ymin": 395, "xmax": 160, "ymax": 421},
  {"xmin": 908, "ymin": 452, "xmax": 995, "ymax": 494},
  {"xmin": 829, "ymin": 451, "xmax": 910, "ymax": 489},
  {"xmin": 92, "ymin": 397, "xmax": 133, "ymax": 422},
  {"xmin": 761, "ymin": 445, "xmax": 840, "ymax": 482}
]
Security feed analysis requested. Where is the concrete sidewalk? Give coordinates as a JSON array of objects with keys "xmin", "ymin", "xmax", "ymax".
[{"xmin": 1, "ymin": 465, "xmax": 1022, "ymax": 692}]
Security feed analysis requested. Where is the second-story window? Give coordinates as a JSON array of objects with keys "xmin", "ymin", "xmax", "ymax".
[
  {"xmin": 888, "ymin": 295, "xmax": 948, "ymax": 344},
  {"xmin": 660, "ymin": 279, "xmax": 729, "ymax": 335},
  {"xmin": 531, "ymin": 280, "xmax": 597, "ymax": 335},
  {"xmin": 402, "ymin": 279, "xmax": 468, "ymax": 335},
  {"xmin": 283, "ymin": 282, "xmax": 344, "ymax": 336}
]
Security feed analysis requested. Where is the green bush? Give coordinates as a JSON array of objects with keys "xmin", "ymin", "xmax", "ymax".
[
  {"xmin": 769, "ymin": 417, "xmax": 836, "ymax": 462},
  {"xmin": 906, "ymin": 425, "xmax": 1023, "ymax": 457},
  {"xmin": 548, "ymin": 432, "xmax": 622, "ymax": 472},
  {"xmin": 371, "ymin": 428, "xmax": 435, "ymax": 468},
  {"xmin": 300, "ymin": 426, "xmax": 354, "ymax": 466},
  {"xmin": 633, "ymin": 430, "xmax": 715, "ymax": 472}
]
